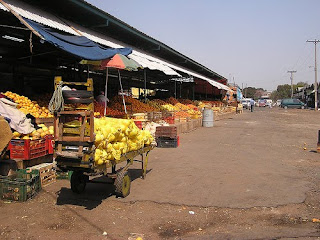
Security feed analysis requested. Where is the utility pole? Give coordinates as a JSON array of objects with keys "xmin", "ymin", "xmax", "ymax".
[
  {"xmin": 287, "ymin": 70, "xmax": 297, "ymax": 99},
  {"xmin": 307, "ymin": 39, "xmax": 320, "ymax": 111},
  {"xmin": 245, "ymin": 84, "xmax": 247, "ymax": 98}
]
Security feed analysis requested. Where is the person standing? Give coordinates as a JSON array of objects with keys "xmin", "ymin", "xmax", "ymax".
[
  {"xmin": 96, "ymin": 91, "xmax": 109, "ymax": 107},
  {"xmin": 250, "ymin": 99, "xmax": 254, "ymax": 112}
]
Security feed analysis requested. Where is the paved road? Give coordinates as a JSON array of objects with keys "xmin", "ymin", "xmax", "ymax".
[
  {"xmin": 2, "ymin": 108, "xmax": 320, "ymax": 240},
  {"xmin": 123, "ymin": 108, "xmax": 319, "ymax": 208}
]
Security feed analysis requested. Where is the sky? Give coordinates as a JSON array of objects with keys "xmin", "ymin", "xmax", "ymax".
[{"xmin": 86, "ymin": 0, "xmax": 320, "ymax": 91}]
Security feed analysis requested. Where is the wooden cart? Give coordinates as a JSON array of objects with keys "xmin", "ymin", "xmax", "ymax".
[{"xmin": 53, "ymin": 77, "xmax": 152, "ymax": 197}]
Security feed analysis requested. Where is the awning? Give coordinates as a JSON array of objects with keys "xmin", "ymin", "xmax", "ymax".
[
  {"xmin": 128, "ymin": 54, "xmax": 181, "ymax": 76},
  {"xmin": 0, "ymin": 0, "xmax": 230, "ymax": 90},
  {"xmin": 207, "ymin": 79, "xmax": 230, "ymax": 91},
  {"xmin": 24, "ymin": 18, "xmax": 132, "ymax": 60}
]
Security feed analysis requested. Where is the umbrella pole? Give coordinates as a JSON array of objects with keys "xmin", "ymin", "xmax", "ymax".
[
  {"xmin": 104, "ymin": 68, "xmax": 109, "ymax": 116},
  {"xmin": 144, "ymin": 69, "xmax": 147, "ymax": 102},
  {"xmin": 118, "ymin": 69, "xmax": 127, "ymax": 115}
]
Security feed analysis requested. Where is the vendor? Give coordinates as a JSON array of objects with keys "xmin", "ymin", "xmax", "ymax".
[{"xmin": 96, "ymin": 91, "xmax": 109, "ymax": 106}]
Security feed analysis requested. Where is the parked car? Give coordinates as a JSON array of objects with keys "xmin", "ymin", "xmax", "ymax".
[
  {"xmin": 265, "ymin": 99, "xmax": 273, "ymax": 107},
  {"xmin": 241, "ymin": 98, "xmax": 253, "ymax": 109},
  {"xmin": 280, "ymin": 98, "xmax": 305, "ymax": 109},
  {"xmin": 258, "ymin": 99, "xmax": 266, "ymax": 107},
  {"xmin": 276, "ymin": 99, "xmax": 282, "ymax": 106},
  {"xmin": 241, "ymin": 100, "xmax": 249, "ymax": 109}
]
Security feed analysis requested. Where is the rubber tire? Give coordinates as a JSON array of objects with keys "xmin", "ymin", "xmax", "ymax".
[
  {"xmin": 114, "ymin": 171, "xmax": 131, "ymax": 198},
  {"xmin": 71, "ymin": 171, "xmax": 88, "ymax": 194},
  {"xmin": 284, "ymin": 106, "xmax": 288, "ymax": 109}
]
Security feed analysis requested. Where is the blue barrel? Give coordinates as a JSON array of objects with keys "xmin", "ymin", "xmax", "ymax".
[{"xmin": 202, "ymin": 108, "xmax": 214, "ymax": 127}]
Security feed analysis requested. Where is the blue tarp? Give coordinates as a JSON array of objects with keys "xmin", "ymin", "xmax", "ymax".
[
  {"xmin": 24, "ymin": 18, "xmax": 132, "ymax": 60},
  {"xmin": 237, "ymin": 87, "xmax": 243, "ymax": 100}
]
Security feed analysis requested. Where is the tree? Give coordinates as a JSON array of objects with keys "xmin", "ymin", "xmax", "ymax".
[
  {"xmin": 277, "ymin": 84, "xmax": 291, "ymax": 99},
  {"xmin": 243, "ymin": 87, "xmax": 266, "ymax": 99},
  {"xmin": 271, "ymin": 82, "xmax": 308, "ymax": 100}
]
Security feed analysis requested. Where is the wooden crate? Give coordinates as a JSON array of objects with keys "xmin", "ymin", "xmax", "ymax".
[
  {"xmin": 29, "ymin": 163, "xmax": 56, "ymax": 187},
  {"xmin": 181, "ymin": 122, "xmax": 188, "ymax": 133},
  {"xmin": 191, "ymin": 119, "xmax": 197, "ymax": 130},
  {"xmin": 131, "ymin": 113, "xmax": 148, "ymax": 120},
  {"xmin": 187, "ymin": 121, "xmax": 193, "ymax": 131},
  {"xmin": 35, "ymin": 117, "xmax": 54, "ymax": 127},
  {"xmin": 174, "ymin": 123, "xmax": 182, "ymax": 136},
  {"xmin": 179, "ymin": 117, "xmax": 188, "ymax": 123},
  {"xmin": 153, "ymin": 112, "xmax": 162, "ymax": 122},
  {"xmin": 155, "ymin": 126, "xmax": 177, "ymax": 138}
]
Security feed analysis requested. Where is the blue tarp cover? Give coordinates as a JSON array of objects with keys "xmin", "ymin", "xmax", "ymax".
[{"xmin": 24, "ymin": 18, "xmax": 132, "ymax": 60}]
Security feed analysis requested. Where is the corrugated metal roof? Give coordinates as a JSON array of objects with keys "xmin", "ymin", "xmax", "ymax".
[
  {"xmin": 129, "ymin": 54, "xmax": 181, "ymax": 76},
  {"xmin": 0, "ymin": 0, "xmax": 231, "ymax": 91},
  {"xmin": 2, "ymin": 0, "xmax": 79, "ymax": 35},
  {"xmin": 0, "ymin": 2, "xmax": 9, "ymax": 11}
]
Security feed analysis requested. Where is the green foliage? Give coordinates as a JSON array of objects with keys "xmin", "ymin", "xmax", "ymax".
[
  {"xmin": 243, "ymin": 87, "xmax": 266, "ymax": 100},
  {"xmin": 271, "ymin": 82, "xmax": 308, "ymax": 100},
  {"xmin": 276, "ymin": 84, "xmax": 291, "ymax": 99}
]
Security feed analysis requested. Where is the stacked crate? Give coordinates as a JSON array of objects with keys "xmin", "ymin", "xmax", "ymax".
[
  {"xmin": 155, "ymin": 126, "xmax": 179, "ymax": 148},
  {"xmin": 29, "ymin": 163, "xmax": 56, "ymax": 187},
  {"xmin": 0, "ymin": 169, "xmax": 41, "ymax": 201}
]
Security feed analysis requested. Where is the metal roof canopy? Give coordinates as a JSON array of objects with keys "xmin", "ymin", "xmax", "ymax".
[
  {"xmin": 17, "ymin": 0, "xmax": 227, "ymax": 82},
  {"xmin": 0, "ymin": 0, "xmax": 230, "ymax": 92}
]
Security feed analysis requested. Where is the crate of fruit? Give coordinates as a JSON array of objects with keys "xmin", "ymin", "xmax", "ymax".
[
  {"xmin": 0, "ymin": 169, "xmax": 41, "ymax": 201},
  {"xmin": 9, "ymin": 138, "xmax": 47, "ymax": 160},
  {"xmin": 153, "ymin": 112, "xmax": 162, "ymax": 122}
]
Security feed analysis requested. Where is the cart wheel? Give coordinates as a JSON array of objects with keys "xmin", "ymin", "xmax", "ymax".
[
  {"xmin": 114, "ymin": 171, "xmax": 131, "ymax": 198},
  {"xmin": 71, "ymin": 171, "xmax": 88, "ymax": 194}
]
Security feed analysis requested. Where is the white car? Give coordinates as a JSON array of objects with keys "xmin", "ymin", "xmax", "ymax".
[
  {"xmin": 241, "ymin": 100, "xmax": 249, "ymax": 109},
  {"xmin": 276, "ymin": 99, "xmax": 282, "ymax": 106}
]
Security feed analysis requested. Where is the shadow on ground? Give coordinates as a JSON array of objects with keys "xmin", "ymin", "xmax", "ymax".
[{"xmin": 56, "ymin": 168, "xmax": 152, "ymax": 210}]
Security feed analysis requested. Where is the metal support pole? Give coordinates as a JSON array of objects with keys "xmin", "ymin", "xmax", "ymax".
[
  {"xmin": 179, "ymin": 82, "xmax": 182, "ymax": 98},
  {"xmin": 118, "ymin": 69, "xmax": 127, "ymax": 115},
  {"xmin": 104, "ymin": 68, "xmax": 108, "ymax": 116},
  {"xmin": 144, "ymin": 69, "xmax": 147, "ymax": 102},
  {"xmin": 192, "ymin": 83, "xmax": 195, "ymax": 100},
  {"xmin": 316, "ymin": 42, "xmax": 318, "ymax": 110},
  {"xmin": 307, "ymin": 39, "xmax": 320, "ymax": 110},
  {"xmin": 174, "ymin": 80, "xmax": 177, "ymax": 98},
  {"xmin": 205, "ymin": 84, "xmax": 207, "ymax": 100}
]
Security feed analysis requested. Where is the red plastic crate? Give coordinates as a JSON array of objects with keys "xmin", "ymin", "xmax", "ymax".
[
  {"xmin": 164, "ymin": 116, "xmax": 174, "ymax": 124},
  {"xmin": 9, "ymin": 138, "xmax": 47, "ymax": 160},
  {"xmin": 45, "ymin": 135, "xmax": 54, "ymax": 154},
  {"xmin": 134, "ymin": 120, "xmax": 143, "ymax": 129}
]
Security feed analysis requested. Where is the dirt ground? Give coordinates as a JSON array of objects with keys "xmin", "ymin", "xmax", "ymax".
[{"xmin": 1, "ymin": 107, "xmax": 320, "ymax": 240}]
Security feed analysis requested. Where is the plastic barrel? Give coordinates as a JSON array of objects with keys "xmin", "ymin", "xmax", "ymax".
[{"xmin": 202, "ymin": 108, "xmax": 214, "ymax": 127}]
